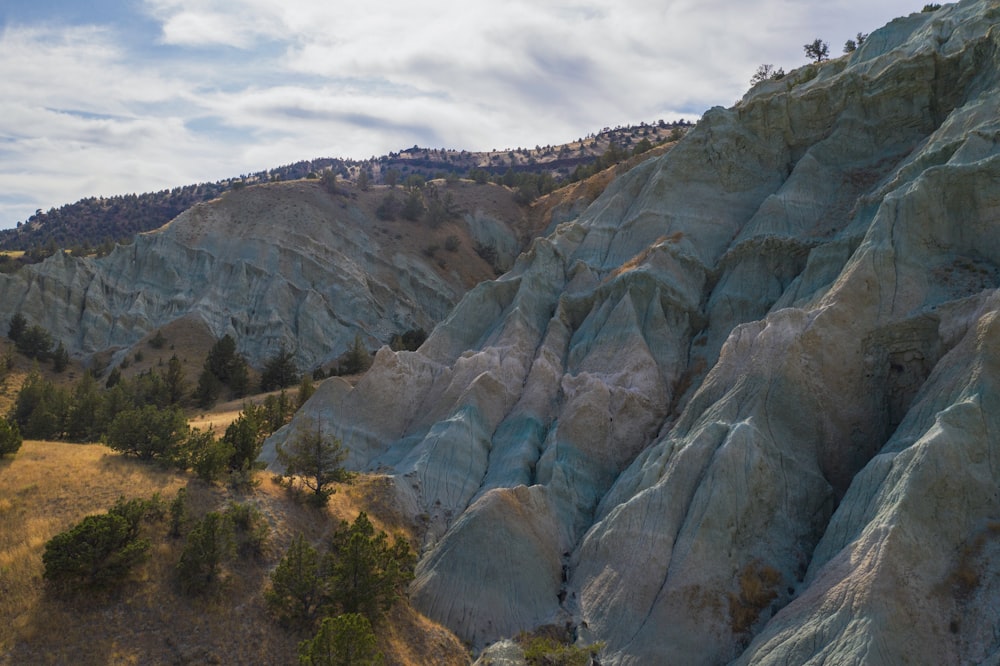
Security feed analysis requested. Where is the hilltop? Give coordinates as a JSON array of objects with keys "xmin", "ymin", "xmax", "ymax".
[{"xmin": 0, "ymin": 120, "xmax": 685, "ymax": 262}]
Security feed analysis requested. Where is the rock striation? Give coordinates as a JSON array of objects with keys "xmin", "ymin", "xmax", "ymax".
[
  {"xmin": 268, "ymin": 1, "xmax": 1000, "ymax": 663},
  {"xmin": 0, "ymin": 181, "xmax": 520, "ymax": 369}
]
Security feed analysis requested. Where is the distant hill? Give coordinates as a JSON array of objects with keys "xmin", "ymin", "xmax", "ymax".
[{"xmin": 0, "ymin": 120, "xmax": 687, "ymax": 262}]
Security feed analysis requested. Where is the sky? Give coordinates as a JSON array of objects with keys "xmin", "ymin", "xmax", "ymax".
[{"xmin": 0, "ymin": 0, "xmax": 922, "ymax": 230}]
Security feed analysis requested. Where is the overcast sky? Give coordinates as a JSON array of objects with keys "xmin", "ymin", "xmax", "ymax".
[{"xmin": 0, "ymin": 0, "xmax": 922, "ymax": 229}]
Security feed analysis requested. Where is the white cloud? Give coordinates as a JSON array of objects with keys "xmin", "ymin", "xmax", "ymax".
[{"xmin": 0, "ymin": 0, "xmax": 921, "ymax": 229}]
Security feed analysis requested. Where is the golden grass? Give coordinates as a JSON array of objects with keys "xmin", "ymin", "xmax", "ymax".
[{"xmin": 0, "ymin": 434, "xmax": 468, "ymax": 665}]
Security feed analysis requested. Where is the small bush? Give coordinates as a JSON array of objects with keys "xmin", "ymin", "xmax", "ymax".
[
  {"xmin": 177, "ymin": 511, "xmax": 235, "ymax": 595},
  {"xmin": 42, "ymin": 500, "xmax": 155, "ymax": 594},
  {"xmin": 169, "ymin": 488, "xmax": 188, "ymax": 538},
  {"xmin": 149, "ymin": 330, "xmax": 167, "ymax": 349},
  {"xmin": 0, "ymin": 418, "xmax": 22, "ymax": 457},
  {"xmin": 227, "ymin": 501, "xmax": 270, "ymax": 560},
  {"xmin": 521, "ymin": 635, "xmax": 604, "ymax": 666},
  {"xmin": 728, "ymin": 560, "xmax": 782, "ymax": 635}
]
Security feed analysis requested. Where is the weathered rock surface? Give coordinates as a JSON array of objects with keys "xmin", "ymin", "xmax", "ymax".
[
  {"xmin": 268, "ymin": 1, "xmax": 1000, "ymax": 663},
  {"xmin": 0, "ymin": 181, "xmax": 524, "ymax": 369}
]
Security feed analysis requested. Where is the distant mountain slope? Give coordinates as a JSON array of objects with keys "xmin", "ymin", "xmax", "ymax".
[
  {"xmin": 0, "ymin": 122, "xmax": 684, "ymax": 257},
  {"xmin": 264, "ymin": 1, "xmax": 1000, "ymax": 663},
  {"xmin": 0, "ymin": 177, "xmax": 541, "ymax": 371}
]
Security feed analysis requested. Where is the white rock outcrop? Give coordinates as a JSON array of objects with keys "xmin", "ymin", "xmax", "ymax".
[{"xmin": 269, "ymin": 1, "xmax": 1000, "ymax": 663}]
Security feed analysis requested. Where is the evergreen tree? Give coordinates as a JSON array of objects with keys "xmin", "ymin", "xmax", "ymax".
[
  {"xmin": 104, "ymin": 404, "xmax": 188, "ymax": 460},
  {"xmin": 223, "ymin": 404, "xmax": 267, "ymax": 472},
  {"xmin": 66, "ymin": 373, "xmax": 103, "ymax": 442},
  {"xmin": 261, "ymin": 347, "xmax": 299, "ymax": 392},
  {"xmin": 325, "ymin": 512, "xmax": 415, "ymax": 622},
  {"xmin": 0, "ymin": 417, "xmax": 22, "ymax": 456},
  {"xmin": 276, "ymin": 424, "xmax": 350, "ymax": 506},
  {"xmin": 16, "ymin": 324, "xmax": 54, "ymax": 360},
  {"xmin": 266, "ymin": 533, "xmax": 325, "ymax": 626},
  {"xmin": 194, "ymin": 367, "xmax": 223, "ymax": 408},
  {"xmin": 42, "ymin": 510, "xmax": 150, "ymax": 593},
  {"xmin": 165, "ymin": 354, "xmax": 186, "ymax": 404},
  {"xmin": 7, "ymin": 313, "xmax": 26, "ymax": 342},
  {"xmin": 297, "ymin": 374, "xmax": 316, "ymax": 408},
  {"xmin": 298, "ymin": 613, "xmax": 382, "ymax": 666},
  {"xmin": 169, "ymin": 488, "xmax": 188, "ymax": 538},
  {"xmin": 51, "ymin": 341, "xmax": 69, "ymax": 372},
  {"xmin": 177, "ymin": 511, "xmax": 234, "ymax": 595}
]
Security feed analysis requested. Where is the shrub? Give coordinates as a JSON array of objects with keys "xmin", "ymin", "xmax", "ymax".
[
  {"xmin": 104, "ymin": 404, "xmax": 188, "ymax": 460},
  {"xmin": 521, "ymin": 636, "xmax": 604, "ymax": 666},
  {"xmin": 389, "ymin": 328, "xmax": 427, "ymax": 352},
  {"xmin": 42, "ymin": 500, "xmax": 154, "ymax": 594},
  {"xmin": 177, "ymin": 511, "xmax": 235, "ymax": 595},
  {"xmin": 297, "ymin": 375, "xmax": 316, "ymax": 408},
  {"xmin": 298, "ymin": 613, "xmax": 382, "ymax": 666},
  {"xmin": 149, "ymin": 329, "xmax": 167, "ymax": 349},
  {"xmin": 15, "ymin": 324, "xmax": 54, "ymax": 361},
  {"xmin": 223, "ymin": 405, "xmax": 267, "ymax": 472},
  {"xmin": 0, "ymin": 418, "xmax": 22, "ymax": 457},
  {"xmin": 227, "ymin": 501, "xmax": 270, "ymax": 560},
  {"xmin": 169, "ymin": 488, "xmax": 188, "ymax": 538},
  {"xmin": 728, "ymin": 559, "xmax": 782, "ymax": 635},
  {"xmin": 375, "ymin": 193, "xmax": 400, "ymax": 221},
  {"xmin": 182, "ymin": 429, "xmax": 234, "ymax": 483}
]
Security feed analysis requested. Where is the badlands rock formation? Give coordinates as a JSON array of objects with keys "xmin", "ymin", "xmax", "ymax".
[
  {"xmin": 0, "ymin": 181, "xmax": 523, "ymax": 369},
  {"xmin": 270, "ymin": 1, "xmax": 1000, "ymax": 663}
]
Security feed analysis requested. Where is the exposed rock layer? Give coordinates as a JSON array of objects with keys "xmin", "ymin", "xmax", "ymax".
[
  {"xmin": 269, "ymin": 1, "xmax": 1000, "ymax": 663},
  {"xmin": 0, "ymin": 181, "xmax": 524, "ymax": 369}
]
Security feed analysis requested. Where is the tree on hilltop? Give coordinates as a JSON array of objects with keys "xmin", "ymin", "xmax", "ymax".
[{"xmin": 804, "ymin": 39, "xmax": 829, "ymax": 63}]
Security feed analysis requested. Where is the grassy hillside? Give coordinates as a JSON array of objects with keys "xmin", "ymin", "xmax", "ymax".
[{"xmin": 0, "ymin": 437, "xmax": 468, "ymax": 665}]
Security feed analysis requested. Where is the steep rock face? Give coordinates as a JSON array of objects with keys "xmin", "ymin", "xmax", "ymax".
[
  {"xmin": 0, "ymin": 181, "xmax": 516, "ymax": 369},
  {"xmin": 269, "ymin": 1, "xmax": 1000, "ymax": 663}
]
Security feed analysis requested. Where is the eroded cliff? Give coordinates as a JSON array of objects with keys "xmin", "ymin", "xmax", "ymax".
[
  {"xmin": 0, "ymin": 180, "xmax": 528, "ymax": 370},
  {"xmin": 268, "ymin": 1, "xmax": 1000, "ymax": 663}
]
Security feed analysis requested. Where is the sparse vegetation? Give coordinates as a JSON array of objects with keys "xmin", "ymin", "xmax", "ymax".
[
  {"xmin": 519, "ymin": 632, "xmax": 605, "ymax": 666},
  {"xmin": 728, "ymin": 559, "xmax": 782, "ymax": 636},
  {"xmin": 844, "ymin": 32, "xmax": 868, "ymax": 53},
  {"xmin": 389, "ymin": 328, "xmax": 427, "ymax": 352},
  {"xmin": 276, "ymin": 423, "xmax": 351, "ymax": 506},
  {"xmin": 750, "ymin": 63, "xmax": 786, "ymax": 86}
]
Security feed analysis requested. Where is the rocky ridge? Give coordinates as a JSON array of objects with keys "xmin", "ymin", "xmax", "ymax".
[
  {"xmin": 267, "ymin": 1, "xmax": 1000, "ymax": 663},
  {"xmin": 0, "ymin": 180, "xmax": 530, "ymax": 370}
]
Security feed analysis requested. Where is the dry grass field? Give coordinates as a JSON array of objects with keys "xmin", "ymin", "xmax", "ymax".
[{"xmin": 0, "ymin": 434, "xmax": 468, "ymax": 665}]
